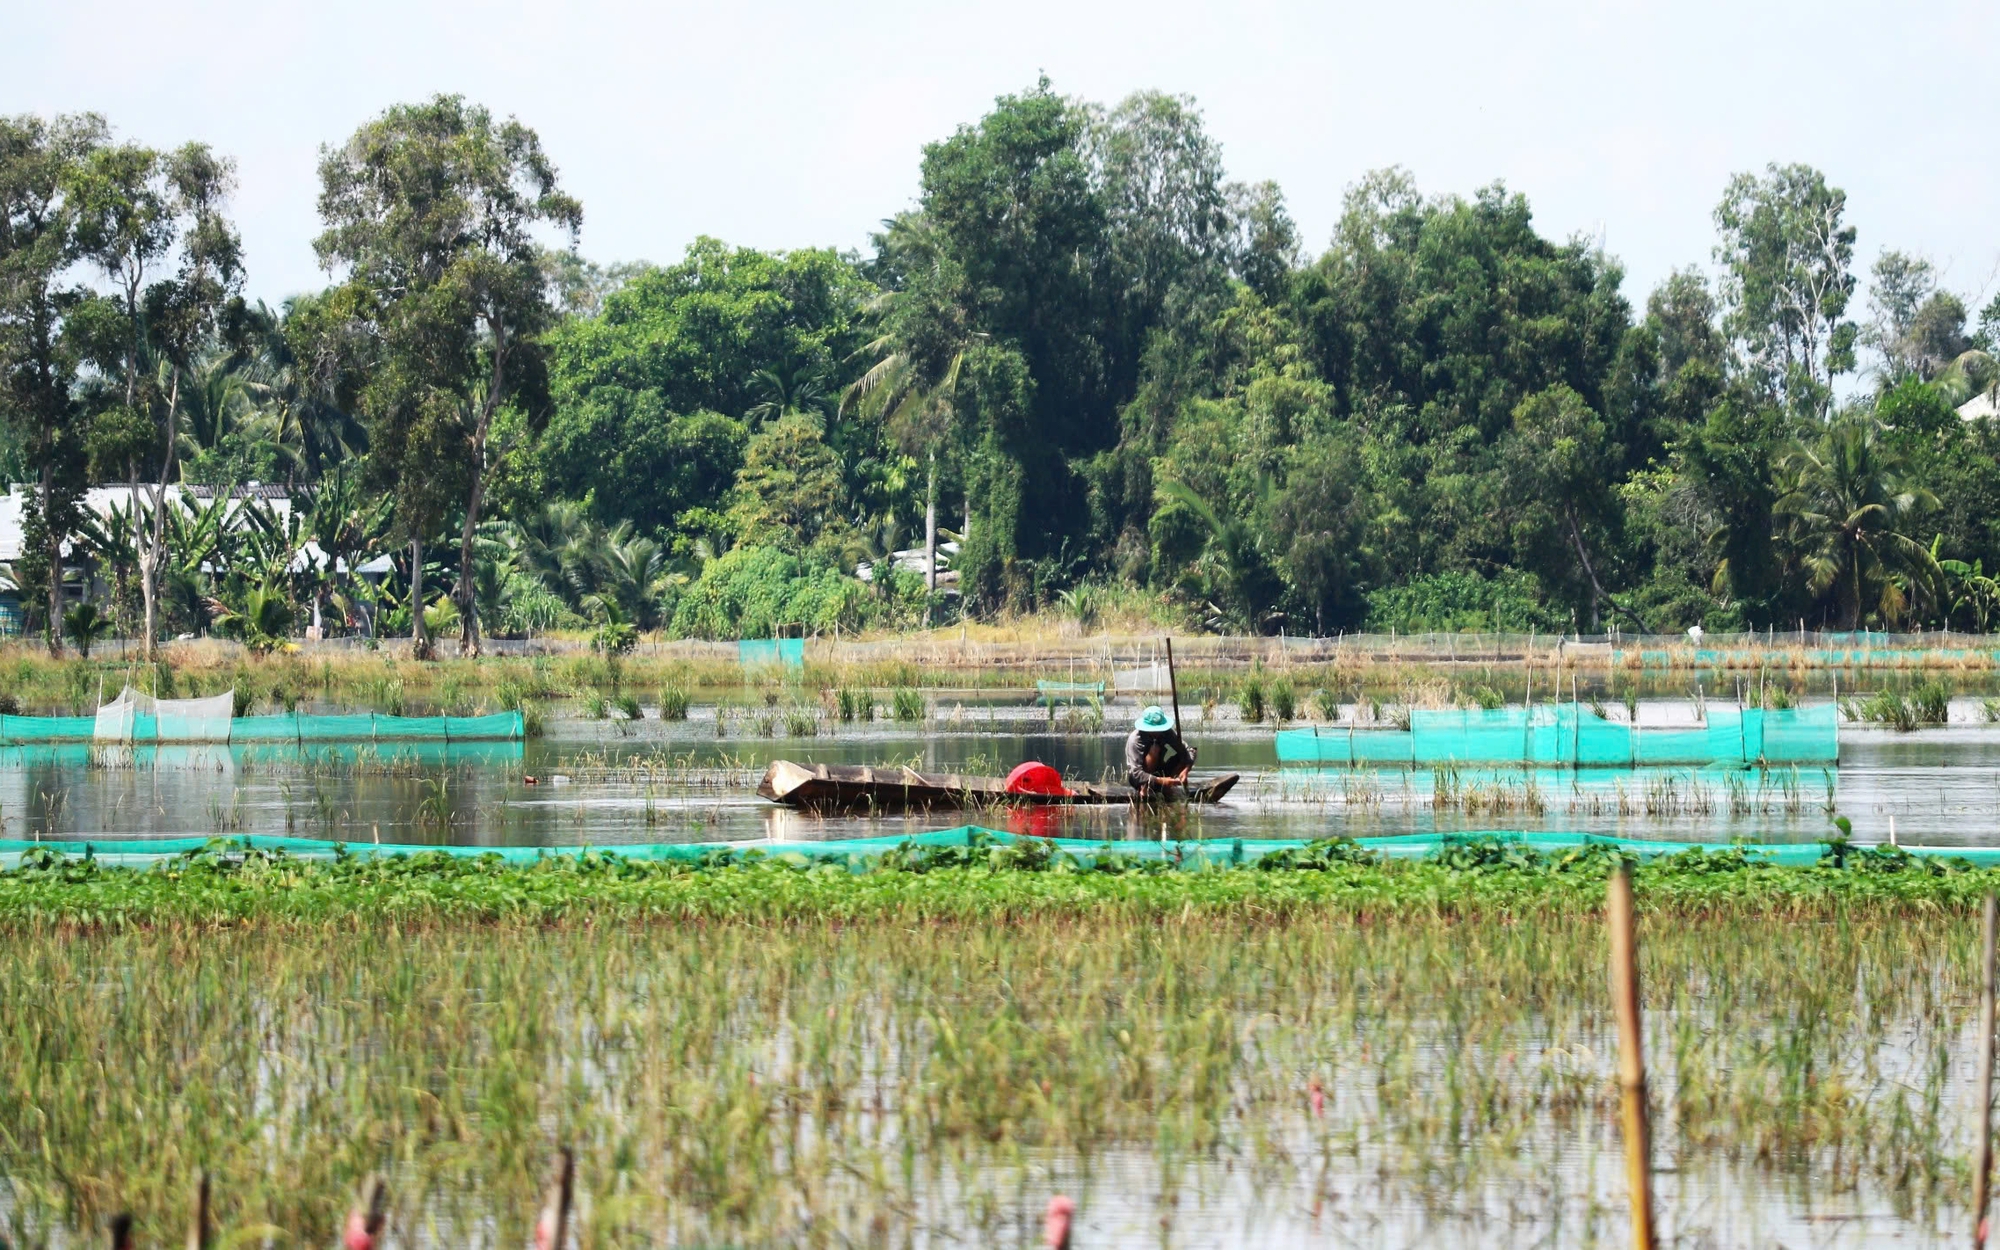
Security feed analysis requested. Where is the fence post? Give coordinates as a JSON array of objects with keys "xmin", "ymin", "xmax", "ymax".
[
  {"xmin": 1974, "ymin": 893, "xmax": 1997, "ymax": 1246},
  {"xmin": 1608, "ymin": 864, "xmax": 1656, "ymax": 1250}
]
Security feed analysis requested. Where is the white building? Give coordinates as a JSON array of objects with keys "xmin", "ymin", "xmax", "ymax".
[{"xmin": 0, "ymin": 483, "xmax": 294, "ymax": 635}]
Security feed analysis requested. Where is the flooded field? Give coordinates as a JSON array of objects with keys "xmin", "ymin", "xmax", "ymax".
[
  {"xmin": 9, "ymin": 687, "xmax": 2000, "ymax": 1246},
  {"xmin": 1, "ymin": 897, "xmax": 1988, "ymax": 1247}
]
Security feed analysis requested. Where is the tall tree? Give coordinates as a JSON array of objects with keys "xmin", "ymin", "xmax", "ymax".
[
  {"xmin": 0, "ymin": 113, "xmax": 105, "ymax": 654},
  {"xmin": 74, "ymin": 140, "xmax": 245, "ymax": 660},
  {"xmin": 1714, "ymin": 164, "xmax": 1858, "ymax": 419},
  {"xmin": 315, "ymin": 95, "xmax": 581, "ymax": 657},
  {"xmin": 1502, "ymin": 384, "xmax": 1641, "ymax": 631}
]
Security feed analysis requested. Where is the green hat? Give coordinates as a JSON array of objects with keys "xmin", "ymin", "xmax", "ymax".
[{"xmin": 1135, "ymin": 705, "xmax": 1174, "ymax": 733}]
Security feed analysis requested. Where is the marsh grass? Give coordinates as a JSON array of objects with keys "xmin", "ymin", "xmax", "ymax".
[
  {"xmin": 890, "ymin": 688, "xmax": 925, "ymax": 723},
  {"xmin": 0, "ymin": 846, "xmax": 1991, "ymax": 1246}
]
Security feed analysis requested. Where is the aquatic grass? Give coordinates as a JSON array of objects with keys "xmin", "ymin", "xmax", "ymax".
[
  {"xmin": 657, "ymin": 684, "xmax": 690, "ymax": 720},
  {"xmin": 1237, "ymin": 676, "xmax": 1265, "ymax": 724},
  {"xmin": 0, "ymin": 840, "xmax": 1996, "ymax": 1245},
  {"xmin": 890, "ymin": 687, "xmax": 925, "ymax": 723}
]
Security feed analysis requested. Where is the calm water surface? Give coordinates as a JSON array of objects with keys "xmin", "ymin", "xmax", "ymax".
[{"xmin": 4, "ymin": 695, "xmax": 1999, "ymax": 849}]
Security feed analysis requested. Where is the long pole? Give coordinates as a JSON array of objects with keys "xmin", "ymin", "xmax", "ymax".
[
  {"xmin": 1164, "ymin": 637, "xmax": 1193, "ymax": 772},
  {"xmin": 1609, "ymin": 863, "xmax": 1656, "ymax": 1250},
  {"xmin": 1975, "ymin": 892, "xmax": 1997, "ymax": 1246}
]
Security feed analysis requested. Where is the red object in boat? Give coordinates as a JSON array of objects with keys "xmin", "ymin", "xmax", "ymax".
[{"xmin": 1004, "ymin": 761, "xmax": 1068, "ymax": 797}]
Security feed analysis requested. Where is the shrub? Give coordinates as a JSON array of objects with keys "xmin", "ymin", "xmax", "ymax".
[
  {"xmin": 1364, "ymin": 569, "xmax": 1557, "ymax": 634},
  {"xmin": 670, "ymin": 546, "xmax": 874, "ymax": 640}
]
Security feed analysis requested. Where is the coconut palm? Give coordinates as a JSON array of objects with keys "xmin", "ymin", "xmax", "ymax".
[
  {"xmin": 844, "ymin": 334, "xmax": 978, "ymax": 617},
  {"xmin": 1776, "ymin": 416, "xmax": 1939, "ymax": 629},
  {"xmin": 583, "ymin": 523, "xmax": 679, "ymax": 630}
]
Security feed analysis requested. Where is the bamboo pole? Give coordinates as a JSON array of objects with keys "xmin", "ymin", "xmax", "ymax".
[
  {"xmin": 1974, "ymin": 892, "xmax": 1997, "ymax": 1247},
  {"xmin": 185, "ymin": 1170, "xmax": 209, "ymax": 1250},
  {"xmin": 536, "ymin": 1148, "xmax": 574, "ymax": 1250},
  {"xmin": 1608, "ymin": 864, "xmax": 1656, "ymax": 1250}
]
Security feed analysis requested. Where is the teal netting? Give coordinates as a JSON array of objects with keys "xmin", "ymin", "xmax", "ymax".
[
  {"xmin": 738, "ymin": 639, "xmax": 806, "ymax": 667},
  {"xmin": 0, "ymin": 715, "xmax": 97, "ymax": 744},
  {"xmin": 0, "ymin": 827, "xmax": 1981, "ymax": 872},
  {"xmin": 0, "ymin": 709, "xmax": 522, "ymax": 744},
  {"xmin": 1274, "ymin": 704, "xmax": 1838, "ymax": 767}
]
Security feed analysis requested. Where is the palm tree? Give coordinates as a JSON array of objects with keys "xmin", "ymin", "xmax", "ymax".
[
  {"xmin": 61, "ymin": 602, "xmax": 115, "ymax": 659},
  {"xmin": 585, "ymin": 523, "xmax": 678, "ymax": 630},
  {"xmin": 1155, "ymin": 479, "xmax": 1280, "ymax": 632},
  {"xmin": 1777, "ymin": 417, "xmax": 1939, "ymax": 630},
  {"xmin": 746, "ymin": 366, "xmax": 832, "ymax": 427},
  {"xmin": 843, "ymin": 328, "xmax": 976, "ymax": 620}
]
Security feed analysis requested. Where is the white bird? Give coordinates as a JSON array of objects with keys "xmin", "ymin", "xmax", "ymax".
[{"xmin": 1687, "ymin": 625, "xmax": 1704, "ymax": 644}]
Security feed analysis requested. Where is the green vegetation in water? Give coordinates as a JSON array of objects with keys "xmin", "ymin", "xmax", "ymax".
[
  {"xmin": 1237, "ymin": 675, "xmax": 1265, "ymax": 724},
  {"xmin": 1845, "ymin": 677, "xmax": 1954, "ymax": 730},
  {"xmin": 890, "ymin": 687, "xmax": 925, "ymax": 723},
  {"xmin": 834, "ymin": 686, "xmax": 873, "ymax": 722},
  {"xmin": 656, "ymin": 684, "xmax": 690, "ymax": 720},
  {"xmin": 0, "ymin": 834, "xmax": 1990, "ymax": 1246}
]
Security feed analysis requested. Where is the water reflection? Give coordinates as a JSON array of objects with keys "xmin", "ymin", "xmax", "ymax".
[{"xmin": 3, "ymin": 717, "xmax": 2000, "ymax": 850}]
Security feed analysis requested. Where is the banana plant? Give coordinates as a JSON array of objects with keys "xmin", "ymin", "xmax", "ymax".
[{"xmin": 1938, "ymin": 535, "xmax": 2000, "ymax": 632}]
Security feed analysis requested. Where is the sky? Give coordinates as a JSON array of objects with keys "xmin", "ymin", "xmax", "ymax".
[{"xmin": 10, "ymin": 0, "xmax": 1999, "ymax": 321}]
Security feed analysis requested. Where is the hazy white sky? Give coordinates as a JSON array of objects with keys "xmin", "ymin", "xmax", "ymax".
[{"xmin": 11, "ymin": 0, "xmax": 1998, "ymax": 318}]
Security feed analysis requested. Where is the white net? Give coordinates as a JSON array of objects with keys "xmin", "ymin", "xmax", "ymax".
[{"xmin": 93, "ymin": 688, "xmax": 236, "ymax": 744}]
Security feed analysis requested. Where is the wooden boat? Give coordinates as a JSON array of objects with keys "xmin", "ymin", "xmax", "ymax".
[{"xmin": 757, "ymin": 759, "xmax": 1240, "ymax": 812}]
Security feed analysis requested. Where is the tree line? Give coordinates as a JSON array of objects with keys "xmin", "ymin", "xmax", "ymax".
[{"xmin": 5, "ymin": 81, "xmax": 2000, "ymax": 657}]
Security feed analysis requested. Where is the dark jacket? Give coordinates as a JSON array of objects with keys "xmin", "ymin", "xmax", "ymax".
[{"xmin": 1124, "ymin": 729, "xmax": 1192, "ymax": 789}]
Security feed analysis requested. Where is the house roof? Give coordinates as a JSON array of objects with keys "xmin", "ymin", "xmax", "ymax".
[
  {"xmin": 0, "ymin": 483, "xmax": 294, "ymax": 564},
  {"xmin": 1958, "ymin": 392, "xmax": 1999, "ymax": 422}
]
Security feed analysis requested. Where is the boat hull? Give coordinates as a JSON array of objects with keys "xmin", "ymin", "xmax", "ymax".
[{"xmin": 757, "ymin": 760, "xmax": 1240, "ymax": 812}]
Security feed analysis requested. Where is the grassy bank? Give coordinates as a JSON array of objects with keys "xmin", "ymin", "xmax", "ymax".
[
  {"xmin": 0, "ymin": 838, "xmax": 1985, "ymax": 1245},
  {"xmin": 4, "ymin": 637, "xmax": 1985, "ymax": 727}
]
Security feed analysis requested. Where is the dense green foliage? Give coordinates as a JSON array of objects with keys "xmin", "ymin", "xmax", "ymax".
[
  {"xmin": 8, "ymin": 88, "xmax": 2000, "ymax": 650},
  {"xmin": 3, "ymin": 834, "xmax": 1995, "ymax": 927}
]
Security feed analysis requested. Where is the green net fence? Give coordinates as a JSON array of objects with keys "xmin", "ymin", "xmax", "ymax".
[
  {"xmin": 738, "ymin": 639, "xmax": 806, "ymax": 668},
  {"xmin": 0, "ymin": 826, "xmax": 1984, "ymax": 872},
  {"xmin": 1274, "ymin": 704, "xmax": 1838, "ymax": 767},
  {"xmin": 0, "ymin": 707, "xmax": 522, "ymax": 744}
]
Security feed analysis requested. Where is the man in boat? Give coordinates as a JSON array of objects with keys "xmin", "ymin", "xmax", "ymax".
[{"xmin": 1125, "ymin": 705, "xmax": 1194, "ymax": 797}]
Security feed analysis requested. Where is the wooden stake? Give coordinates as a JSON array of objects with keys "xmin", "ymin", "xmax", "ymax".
[
  {"xmin": 185, "ymin": 1170, "xmax": 209, "ymax": 1250},
  {"xmin": 1975, "ymin": 892, "xmax": 1997, "ymax": 1247},
  {"xmin": 536, "ymin": 1148, "xmax": 575, "ymax": 1250},
  {"xmin": 344, "ymin": 1174, "xmax": 388, "ymax": 1250},
  {"xmin": 1608, "ymin": 864, "xmax": 1656, "ymax": 1250},
  {"xmin": 109, "ymin": 1214, "xmax": 134, "ymax": 1250}
]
